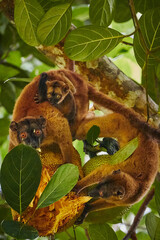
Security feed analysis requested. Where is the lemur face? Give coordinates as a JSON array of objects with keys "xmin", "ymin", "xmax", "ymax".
[
  {"xmin": 10, "ymin": 117, "xmax": 46, "ymax": 149},
  {"xmin": 46, "ymin": 80, "xmax": 70, "ymax": 105}
]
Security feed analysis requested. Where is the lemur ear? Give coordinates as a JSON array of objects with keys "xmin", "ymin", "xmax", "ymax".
[
  {"xmin": 39, "ymin": 116, "xmax": 46, "ymax": 128},
  {"xmin": 10, "ymin": 121, "xmax": 18, "ymax": 131},
  {"xmin": 40, "ymin": 72, "xmax": 48, "ymax": 81}
]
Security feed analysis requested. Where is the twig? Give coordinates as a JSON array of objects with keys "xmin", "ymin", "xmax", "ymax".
[
  {"xmin": 85, "ymin": 228, "xmax": 90, "ymax": 240},
  {"xmin": 73, "ymin": 225, "xmax": 77, "ymax": 240},
  {"xmin": 123, "ymin": 188, "xmax": 155, "ymax": 240},
  {"xmin": 128, "ymin": 0, "xmax": 149, "ymax": 53},
  {"xmin": 122, "ymin": 41, "xmax": 133, "ymax": 47},
  {"xmin": 131, "ymin": 232, "xmax": 137, "ymax": 240}
]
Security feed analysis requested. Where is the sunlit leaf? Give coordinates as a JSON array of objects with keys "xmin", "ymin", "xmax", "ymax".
[
  {"xmin": 146, "ymin": 213, "xmax": 160, "ymax": 240},
  {"xmin": 89, "ymin": 223, "xmax": 118, "ymax": 240},
  {"xmin": 1, "ymin": 220, "xmax": 38, "ymax": 239},
  {"xmin": 89, "ymin": 0, "xmax": 115, "ymax": 26},
  {"xmin": 64, "ymin": 25, "xmax": 124, "ymax": 61},
  {"xmin": 86, "ymin": 125, "xmax": 100, "ymax": 145},
  {"xmin": 72, "ymin": 5, "xmax": 89, "ymax": 21},
  {"xmin": 83, "ymin": 137, "xmax": 138, "ymax": 175},
  {"xmin": 36, "ymin": 164, "xmax": 79, "ymax": 209},
  {"xmin": 133, "ymin": 8, "xmax": 160, "ymax": 68},
  {"xmin": 14, "ymin": 0, "xmax": 44, "ymax": 46},
  {"xmin": 37, "ymin": 2, "xmax": 72, "ymax": 46},
  {"xmin": 1, "ymin": 144, "xmax": 42, "ymax": 214}
]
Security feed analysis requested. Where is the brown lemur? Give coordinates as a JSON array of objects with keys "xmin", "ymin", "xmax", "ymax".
[
  {"xmin": 74, "ymin": 113, "xmax": 159, "ymax": 214},
  {"xmin": 34, "ymin": 72, "xmax": 77, "ymax": 123},
  {"xmin": 34, "ymin": 69, "xmax": 160, "ymax": 140},
  {"xmin": 9, "ymin": 73, "xmax": 75, "ymax": 164}
]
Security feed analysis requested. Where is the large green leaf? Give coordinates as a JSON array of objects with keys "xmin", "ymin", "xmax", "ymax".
[
  {"xmin": 87, "ymin": 125, "xmax": 100, "ymax": 145},
  {"xmin": 89, "ymin": 223, "xmax": 118, "ymax": 240},
  {"xmin": 89, "ymin": 0, "xmax": 115, "ymax": 27},
  {"xmin": 1, "ymin": 144, "xmax": 42, "ymax": 214},
  {"xmin": 37, "ymin": 2, "xmax": 72, "ymax": 46},
  {"xmin": 1, "ymin": 220, "xmax": 38, "ymax": 239},
  {"xmin": 14, "ymin": 0, "xmax": 44, "ymax": 46},
  {"xmin": 133, "ymin": 8, "xmax": 160, "ymax": 68},
  {"xmin": 64, "ymin": 25, "xmax": 124, "ymax": 61},
  {"xmin": 146, "ymin": 213, "xmax": 160, "ymax": 240},
  {"xmin": 36, "ymin": 163, "xmax": 79, "ymax": 209}
]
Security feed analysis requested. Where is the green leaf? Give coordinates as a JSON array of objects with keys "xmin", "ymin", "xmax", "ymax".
[
  {"xmin": 133, "ymin": 8, "xmax": 160, "ymax": 68},
  {"xmin": 1, "ymin": 82, "xmax": 16, "ymax": 114},
  {"xmin": 89, "ymin": 0, "xmax": 115, "ymax": 27},
  {"xmin": 37, "ymin": 2, "xmax": 72, "ymax": 46},
  {"xmin": 0, "ymin": 117, "xmax": 10, "ymax": 138},
  {"xmin": 1, "ymin": 144, "xmax": 42, "ymax": 214},
  {"xmin": 64, "ymin": 25, "xmax": 124, "ymax": 61},
  {"xmin": 89, "ymin": 223, "xmax": 118, "ymax": 240},
  {"xmin": 110, "ymin": 137, "xmax": 138, "ymax": 164},
  {"xmin": 1, "ymin": 220, "xmax": 38, "ymax": 239},
  {"xmin": 114, "ymin": 0, "xmax": 131, "ymax": 23},
  {"xmin": 134, "ymin": 0, "xmax": 160, "ymax": 14},
  {"xmin": 155, "ymin": 180, "xmax": 160, "ymax": 215},
  {"xmin": 85, "ymin": 206, "xmax": 129, "ymax": 224},
  {"xmin": 0, "ymin": 65, "xmax": 20, "ymax": 81},
  {"xmin": 146, "ymin": 213, "xmax": 160, "ymax": 240},
  {"xmin": 86, "ymin": 125, "xmax": 100, "ymax": 145},
  {"xmin": 14, "ymin": 0, "xmax": 44, "ymax": 46},
  {"xmin": 83, "ymin": 137, "xmax": 138, "ymax": 175},
  {"xmin": 36, "ymin": 163, "xmax": 79, "ymax": 209}
]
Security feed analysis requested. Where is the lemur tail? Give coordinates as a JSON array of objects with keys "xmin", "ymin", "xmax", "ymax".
[{"xmin": 88, "ymin": 85, "xmax": 160, "ymax": 141}]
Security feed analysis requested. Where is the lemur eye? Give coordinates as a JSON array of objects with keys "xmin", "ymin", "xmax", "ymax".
[
  {"xmin": 34, "ymin": 129, "xmax": 42, "ymax": 136},
  {"xmin": 20, "ymin": 132, "xmax": 27, "ymax": 140}
]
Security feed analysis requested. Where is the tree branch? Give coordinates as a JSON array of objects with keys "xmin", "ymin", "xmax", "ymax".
[
  {"xmin": 1, "ymin": 0, "xmax": 160, "ymax": 128},
  {"xmin": 123, "ymin": 189, "xmax": 155, "ymax": 240}
]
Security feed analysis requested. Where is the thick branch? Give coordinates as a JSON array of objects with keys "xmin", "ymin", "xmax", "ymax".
[
  {"xmin": 123, "ymin": 189, "xmax": 155, "ymax": 240},
  {"xmin": 1, "ymin": 0, "xmax": 160, "ymax": 127}
]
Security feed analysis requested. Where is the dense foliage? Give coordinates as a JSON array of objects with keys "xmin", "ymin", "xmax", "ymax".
[{"xmin": 0, "ymin": 0, "xmax": 160, "ymax": 239}]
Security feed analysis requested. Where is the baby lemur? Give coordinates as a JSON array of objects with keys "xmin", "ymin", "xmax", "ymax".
[{"xmin": 34, "ymin": 72, "xmax": 77, "ymax": 123}]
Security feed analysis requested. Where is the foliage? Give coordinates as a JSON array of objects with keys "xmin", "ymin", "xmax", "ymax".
[{"xmin": 0, "ymin": 0, "xmax": 160, "ymax": 239}]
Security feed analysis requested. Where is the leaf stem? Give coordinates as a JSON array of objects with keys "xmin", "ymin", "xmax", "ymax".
[{"xmin": 128, "ymin": 0, "xmax": 149, "ymax": 53}]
